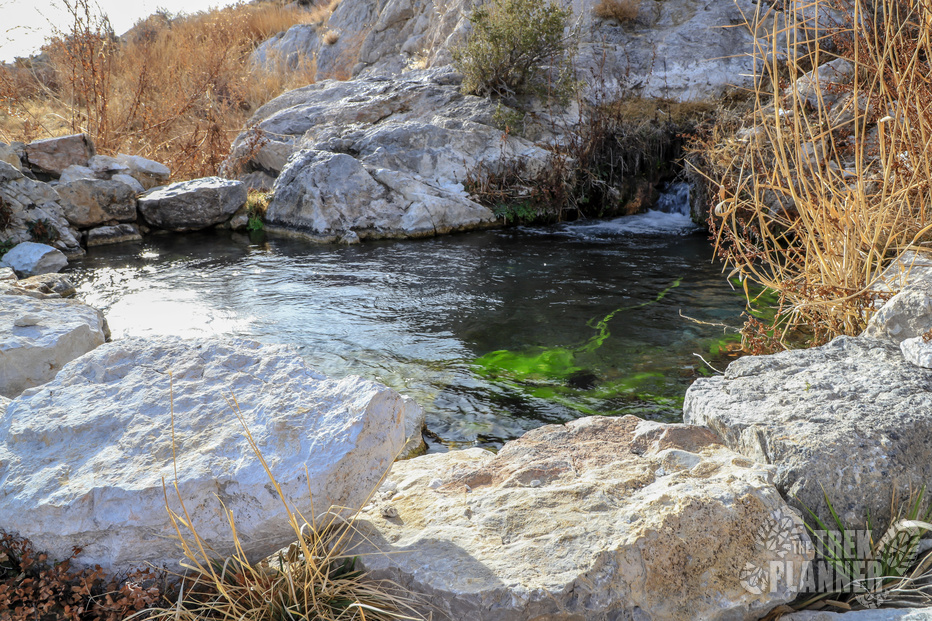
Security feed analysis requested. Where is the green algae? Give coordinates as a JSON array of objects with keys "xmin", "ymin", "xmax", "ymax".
[{"xmin": 473, "ymin": 278, "xmax": 685, "ymax": 416}]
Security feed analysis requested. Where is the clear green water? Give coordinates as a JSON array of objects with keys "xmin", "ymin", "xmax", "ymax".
[{"xmin": 65, "ymin": 208, "xmax": 746, "ymax": 450}]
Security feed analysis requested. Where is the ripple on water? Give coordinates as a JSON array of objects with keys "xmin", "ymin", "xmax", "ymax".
[{"xmin": 66, "ymin": 213, "xmax": 744, "ymax": 450}]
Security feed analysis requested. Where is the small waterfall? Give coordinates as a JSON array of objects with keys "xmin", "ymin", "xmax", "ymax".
[
  {"xmin": 654, "ymin": 182, "xmax": 692, "ymax": 217},
  {"xmin": 559, "ymin": 181, "xmax": 697, "ymax": 237}
]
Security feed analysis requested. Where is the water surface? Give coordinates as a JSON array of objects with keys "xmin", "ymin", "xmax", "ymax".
[{"xmin": 66, "ymin": 198, "xmax": 745, "ymax": 449}]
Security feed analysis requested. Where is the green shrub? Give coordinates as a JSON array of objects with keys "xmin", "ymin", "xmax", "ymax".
[{"xmin": 452, "ymin": 0, "xmax": 577, "ymax": 103}]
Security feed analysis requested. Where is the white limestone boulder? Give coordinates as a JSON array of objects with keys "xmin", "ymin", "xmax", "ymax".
[
  {"xmin": 138, "ymin": 177, "xmax": 247, "ymax": 231},
  {"xmin": 351, "ymin": 415, "xmax": 813, "ymax": 620},
  {"xmin": 0, "ymin": 293, "xmax": 108, "ymax": 398},
  {"xmin": 0, "ymin": 242, "xmax": 68, "ymax": 277},
  {"xmin": 228, "ymin": 72, "xmax": 546, "ymax": 240},
  {"xmin": 0, "ymin": 336, "xmax": 413, "ymax": 573}
]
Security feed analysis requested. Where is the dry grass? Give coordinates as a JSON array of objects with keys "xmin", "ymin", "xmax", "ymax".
[
  {"xmin": 593, "ymin": 0, "xmax": 640, "ymax": 23},
  {"xmin": 699, "ymin": 0, "xmax": 932, "ymax": 347},
  {"xmin": 138, "ymin": 391, "xmax": 423, "ymax": 621},
  {"xmin": 0, "ymin": 0, "xmax": 333, "ymax": 180}
]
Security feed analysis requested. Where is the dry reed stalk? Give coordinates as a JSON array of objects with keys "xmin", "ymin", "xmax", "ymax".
[{"xmin": 705, "ymin": 0, "xmax": 932, "ymax": 347}]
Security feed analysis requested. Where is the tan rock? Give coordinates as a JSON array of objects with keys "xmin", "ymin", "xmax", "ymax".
[
  {"xmin": 23, "ymin": 134, "xmax": 95, "ymax": 178},
  {"xmin": 352, "ymin": 416, "xmax": 813, "ymax": 620}
]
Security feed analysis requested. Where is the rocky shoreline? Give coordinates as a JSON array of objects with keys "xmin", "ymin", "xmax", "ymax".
[{"xmin": 3, "ymin": 233, "xmax": 932, "ymax": 619}]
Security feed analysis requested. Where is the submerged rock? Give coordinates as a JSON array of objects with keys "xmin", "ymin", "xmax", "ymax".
[
  {"xmin": 352, "ymin": 415, "xmax": 812, "ymax": 620},
  {"xmin": 0, "ymin": 336, "xmax": 416, "ymax": 573},
  {"xmin": 85, "ymin": 223, "xmax": 143, "ymax": 247},
  {"xmin": 0, "ymin": 293, "xmax": 108, "ymax": 398},
  {"xmin": 138, "ymin": 177, "xmax": 247, "ymax": 231}
]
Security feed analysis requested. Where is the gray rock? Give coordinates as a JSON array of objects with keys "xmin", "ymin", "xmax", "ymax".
[
  {"xmin": 85, "ymin": 223, "xmax": 143, "ymax": 247},
  {"xmin": 87, "ymin": 154, "xmax": 130, "ymax": 177},
  {"xmin": 0, "ymin": 242, "xmax": 68, "ymax": 277},
  {"xmin": 254, "ymin": 0, "xmax": 770, "ymax": 102},
  {"xmin": 58, "ymin": 164, "xmax": 96, "ymax": 184},
  {"xmin": 229, "ymin": 73, "xmax": 546, "ymax": 240},
  {"xmin": 111, "ymin": 173, "xmax": 145, "ymax": 194},
  {"xmin": 794, "ymin": 58, "xmax": 856, "ymax": 109},
  {"xmin": 7, "ymin": 273, "xmax": 78, "ymax": 298},
  {"xmin": 900, "ymin": 336, "xmax": 932, "ymax": 368},
  {"xmin": 0, "ymin": 142, "xmax": 22, "ymax": 170},
  {"xmin": 138, "ymin": 177, "xmax": 247, "ymax": 231},
  {"xmin": 23, "ymin": 134, "xmax": 95, "ymax": 178},
  {"xmin": 115, "ymin": 154, "xmax": 171, "ymax": 190},
  {"xmin": 783, "ymin": 609, "xmax": 932, "ymax": 620},
  {"xmin": 684, "ymin": 336, "xmax": 932, "ymax": 534},
  {"xmin": 864, "ymin": 254, "xmax": 932, "ymax": 343},
  {"xmin": 0, "ymin": 336, "xmax": 411, "ymax": 573},
  {"xmin": 56, "ymin": 179, "xmax": 137, "ymax": 228},
  {"xmin": 0, "ymin": 161, "xmax": 83, "ymax": 256},
  {"xmin": 352, "ymin": 416, "xmax": 812, "ymax": 620},
  {"xmin": 0, "ymin": 293, "xmax": 108, "ymax": 398},
  {"xmin": 0, "ymin": 267, "xmax": 15, "ymax": 282}
]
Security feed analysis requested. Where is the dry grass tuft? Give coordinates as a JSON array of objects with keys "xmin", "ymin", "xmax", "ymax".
[
  {"xmin": 593, "ymin": 0, "xmax": 639, "ymax": 23},
  {"xmin": 144, "ymin": 396, "xmax": 424, "ymax": 621},
  {"xmin": 322, "ymin": 29, "xmax": 341, "ymax": 45},
  {"xmin": 0, "ymin": 0, "xmax": 328, "ymax": 180},
  {"xmin": 698, "ymin": 0, "xmax": 932, "ymax": 348}
]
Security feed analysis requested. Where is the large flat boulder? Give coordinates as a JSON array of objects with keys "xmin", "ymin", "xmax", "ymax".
[
  {"xmin": 0, "ymin": 292, "xmax": 108, "ymax": 398},
  {"xmin": 0, "ymin": 336, "xmax": 415, "ymax": 573},
  {"xmin": 138, "ymin": 177, "xmax": 246, "ymax": 231},
  {"xmin": 23, "ymin": 134, "xmax": 95, "ymax": 178},
  {"xmin": 227, "ymin": 71, "xmax": 546, "ymax": 240},
  {"xmin": 351, "ymin": 415, "xmax": 812, "ymax": 620},
  {"xmin": 55, "ymin": 179, "xmax": 137, "ymax": 228},
  {"xmin": 684, "ymin": 335, "xmax": 932, "ymax": 534}
]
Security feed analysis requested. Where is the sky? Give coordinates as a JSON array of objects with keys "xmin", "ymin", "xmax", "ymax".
[{"xmin": 0, "ymin": 0, "xmax": 243, "ymax": 62}]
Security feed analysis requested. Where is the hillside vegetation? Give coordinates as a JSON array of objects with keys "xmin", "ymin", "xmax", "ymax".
[{"xmin": 0, "ymin": 0, "xmax": 337, "ymax": 180}]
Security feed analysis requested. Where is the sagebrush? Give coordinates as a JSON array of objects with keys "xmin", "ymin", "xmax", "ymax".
[{"xmin": 452, "ymin": 0, "xmax": 578, "ymax": 103}]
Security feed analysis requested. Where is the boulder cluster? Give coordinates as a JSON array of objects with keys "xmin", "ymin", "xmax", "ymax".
[{"xmin": 0, "ymin": 134, "xmax": 248, "ymax": 271}]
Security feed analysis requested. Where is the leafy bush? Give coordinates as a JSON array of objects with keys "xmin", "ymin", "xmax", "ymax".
[
  {"xmin": 0, "ymin": 530, "xmax": 165, "ymax": 621},
  {"xmin": 451, "ymin": 0, "xmax": 577, "ymax": 102}
]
